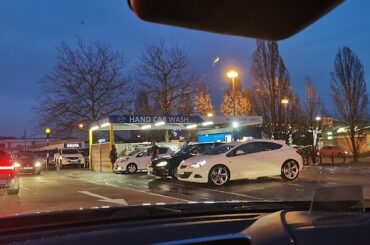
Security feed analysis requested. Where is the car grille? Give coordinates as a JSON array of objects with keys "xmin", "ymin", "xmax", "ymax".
[{"xmin": 68, "ymin": 157, "xmax": 79, "ymax": 160}]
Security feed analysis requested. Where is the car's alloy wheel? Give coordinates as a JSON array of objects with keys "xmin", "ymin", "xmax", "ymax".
[
  {"xmin": 281, "ymin": 160, "xmax": 299, "ymax": 180},
  {"xmin": 126, "ymin": 163, "xmax": 137, "ymax": 174},
  {"xmin": 209, "ymin": 165, "xmax": 229, "ymax": 186}
]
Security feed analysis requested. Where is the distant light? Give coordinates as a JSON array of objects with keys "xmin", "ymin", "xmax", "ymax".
[
  {"xmin": 328, "ymin": 136, "xmax": 333, "ymax": 140},
  {"xmin": 101, "ymin": 122, "xmax": 110, "ymax": 128},
  {"xmin": 327, "ymin": 131, "xmax": 333, "ymax": 136},
  {"xmin": 207, "ymin": 112, "xmax": 213, "ymax": 117},
  {"xmin": 45, "ymin": 128, "xmax": 51, "ymax": 134},
  {"xmin": 78, "ymin": 123, "xmax": 84, "ymax": 129},
  {"xmin": 315, "ymin": 116, "xmax": 321, "ymax": 121},
  {"xmin": 90, "ymin": 126, "xmax": 99, "ymax": 131},
  {"xmin": 232, "ymin": 121, "xmax": 239, "ymax": 128},
  {"xmin": 154, "ymin": 121, "xmax": 166, "ymax": 127},
  {"xmin": 202, "ymin": 121, "xmax": 214, "ymax": 126},
  {"xmin": 226, "ymin": 70, "xmax": 238, "ymax": 79},
  {"xmin": 281, "ymin": 98, "xmax": 289, "ymax": 104},
  {"xmin": 141, "ymin": 124, "xmax": 152, "ymax": 129},
  {"xmin": 186, "ymin": 124, "xmax": 197, "ymax": 129}
]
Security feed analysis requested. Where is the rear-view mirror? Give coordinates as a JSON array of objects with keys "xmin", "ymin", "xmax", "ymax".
[{"xmin": 128, "ymin": 0, "xmax": 343, "ymax": 40}]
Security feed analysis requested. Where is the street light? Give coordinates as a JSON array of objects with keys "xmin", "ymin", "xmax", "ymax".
[
  {"xmin": 207, "ymin": 112, "xmax": 213, "ymax": 117},
  {"xmin": 78, "ymin": 123, "xmax": 84, "ymax": 129},
  {"xmin": 281, "ymin": 98, "xmax": 289, "ymax": 105},
  {"xmin": 226, "ymin": 70, "xmax": 239, "ymax": 117},
  {"xmin": 315, "ymin": 116, "xmax": 321, "ymax": 121}
]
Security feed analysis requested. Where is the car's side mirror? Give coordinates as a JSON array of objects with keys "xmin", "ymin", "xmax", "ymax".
[{"xmin": 191, "ymin": 151, "xmax": 200, "ymax": 156}]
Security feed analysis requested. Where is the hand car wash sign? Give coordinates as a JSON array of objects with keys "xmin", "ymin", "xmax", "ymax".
[{"xmin": 108, "ymin": 115, "xmax": 204, "ymax": 124}]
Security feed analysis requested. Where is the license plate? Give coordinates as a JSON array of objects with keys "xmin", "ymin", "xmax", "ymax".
[{"xmin": 23, "ymin": 167, "xmax": 33, "ymax": 170}]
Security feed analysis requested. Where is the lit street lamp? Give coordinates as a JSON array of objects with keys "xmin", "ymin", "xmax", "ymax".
[
  {"xmin": 226, "ymin": 70, "xmax": 238, "ymax": 117},
  {"xmin": 281, "ymin": 98, "xmax": 289, "ymax": 105},
  {"xmin": 78, "ymin": 123, "xmax": 84, "ymax": 129},
  {"xmin": 207, "ymin": 112, "xmax": 213, "ymax": 117}
]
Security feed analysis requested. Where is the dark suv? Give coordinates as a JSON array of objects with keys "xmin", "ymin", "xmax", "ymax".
[{"xmin": 148, "ymin": 142, "xmax": 223, "ymax": 179}]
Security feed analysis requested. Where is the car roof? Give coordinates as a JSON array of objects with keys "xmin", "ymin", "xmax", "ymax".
[{"xmin": 228, "ymin": 139, "xmax": 287, "ymax": 147}]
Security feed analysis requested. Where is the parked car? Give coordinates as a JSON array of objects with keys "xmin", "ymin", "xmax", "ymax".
[
  {"xmin": 319, "ymin": 145, "xmax": 348, "ymax": 157},
  {"xmin": 13, "ymin": 152, "xmax": 42, "ymax": 175},
  {"xmin": 0, "ymin": 150, "xmax": 19, "ymax": 194},
  {"xmin": 114, "ymin": 146, "xmax": 173, "ymax": 174},
  {"xmin": 54, "ymin": 149, "xmax": 85, "ymax": 168},
  {"xmin": 177, "ymin": 140, "xmax": 303, "ymax": 186},
  {"xmin": 148, "ymin": 142, "xmax": 224, "ymax": 179}
]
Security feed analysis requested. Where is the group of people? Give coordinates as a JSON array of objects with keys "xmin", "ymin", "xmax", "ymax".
[
  {"xmin": 109, "ymin": 141, "xmax": 160, "ymax": 166},
  {"xmin": 297, "ymin": 145, "xmax": 319, "ymax": 165}
]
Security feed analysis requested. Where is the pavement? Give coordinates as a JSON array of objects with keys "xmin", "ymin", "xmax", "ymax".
[{"xmin": 1, "ymin": 164, "xmax": 370, "ymax": 216}]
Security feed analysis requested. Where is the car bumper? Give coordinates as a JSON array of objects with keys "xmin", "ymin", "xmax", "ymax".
[
  {"xmin": 62, "ymin": 160, "xmax": 82, "ymax": 165},
  {"xmin": 177, "ymin": 167, "xmax": 208, "ymax": 183},
  {"xmin": 0, "ymin": 174, "xmax": 18, "ymax": 190},
  {"xmin": 113, "ymin": 165, "xmax": 125, "ymax": 173},
  {"xmin": 147, "ymin": 166, "xmax": 170, "ymax": 177},
  {"xmin": 19, "ymin": 167, "xmax": 40, "ymax": 173}
]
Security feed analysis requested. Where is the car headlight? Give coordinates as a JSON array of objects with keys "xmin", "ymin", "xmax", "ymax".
[
  {"xmin": 13, "ymin": 162, "xmax": 21, "ymax": 168},
  {"xmin": 117, "ymin": 166, "xmax": 122, "ymax": 171},
  {"xmin": 34, "ymin": 162, "xmax": 41, "ymax": 167},
  {"xmin": 190, "ymin": 160, "xmax": 207, "ymax": 168},
  {"xmin": 157, "ymin": 161, "xmax": 168, "ymax": 167}
]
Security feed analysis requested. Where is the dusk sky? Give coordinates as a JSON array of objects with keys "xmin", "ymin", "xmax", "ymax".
[{"xmin": 1, "ymin": 0, "xmax": 370, "ymax": 137}]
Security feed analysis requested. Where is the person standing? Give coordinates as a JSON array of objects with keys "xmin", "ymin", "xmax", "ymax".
[
  {"xmin": 151, "ymin": 141, "xmax": 159, "ymax": 160},
  {"xmin": 109, "ymin": 144, "xmax": 118, "ymax": 168}
]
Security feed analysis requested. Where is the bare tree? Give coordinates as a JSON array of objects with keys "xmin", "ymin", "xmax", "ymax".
[
  {"xmin": 331, "ymin": 47, "xmax": 368, "ymax": 161},
  {"xmin": 249, "ymin": 40, "xmax": 296, "ymax": 139},
  {"xmin": 34, "ymin": 40, "xmax": 131, "ymax": 137},
  {"xmin": 194, "ymin": 83, "xmax": 215, "ymax": 116},
  {"xmin": 134, "ymin": 89, "xmax": 152, "ymax": 115},
  {"xmin": 303, "ymin": 77, "xmax": 323, "ymax": 128},
  {"xmin": 220, "ymin": 90, "xmax": 251, "ymax": 116},
  {"xmin": 136, "ymin": 40, "xmax": 199, "ymax": 117}
]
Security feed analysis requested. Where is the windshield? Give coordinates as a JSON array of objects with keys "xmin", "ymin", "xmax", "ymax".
[
  {"xmin": 15, "ymin": 153, "xmax": 36, "ymax": 160},
  {"xmin": 62, "ymin": 149, "xmax": 79, "ymax": 154},
  {"xmin": 1, "ymin": 1, "xmax": 370, "ymax": 220},
  {"xmin": 127, "ymin": 149, "xmax": 141, "ymax": 156},
  {"xmin": 173, "ymin": 145, "xmax": 195, "ymax": 157},
  {"xmin": 204, "ymin": 144, "xmax": 235, "ymax": 155}
]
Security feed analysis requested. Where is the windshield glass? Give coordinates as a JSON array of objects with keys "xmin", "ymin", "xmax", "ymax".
[
  {"xmin": 204, "ymin": 145, "xmax": 235, "ymax": 155},
  {"xmin": 0, "ymin": 1, "xmax": 369, "ymax": 219},
  {"xmin": 127, "ymin": 149, "xmax": 141, "ymax": 156},
  {"xmin": 62, "ymin": 149, "xmax": 79, "ymax": 154},
  {"xmin": 173, "ymin": 145, "xmax": 195, "ymax": 157},
  {"xmin": 15, "ymin": 153, "xmax": 36, "ymax": 160}
]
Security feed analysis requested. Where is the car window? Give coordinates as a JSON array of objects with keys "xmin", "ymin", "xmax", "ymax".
[
  {"xmin": 266, "ymin": 142, "xmax": 283, "ymax": 151},
  {"xmin": 204, "ymin": 144, "xmax": 235, "ymax": 155},
  {"xmin": 233, "ymin": 142, "xmax": 267, "ymax": 156}
]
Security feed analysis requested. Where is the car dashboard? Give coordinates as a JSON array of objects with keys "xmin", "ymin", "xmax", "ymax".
[{"xmin": 1, "ymin": 208, "xmax": 370, "ymax": 245}]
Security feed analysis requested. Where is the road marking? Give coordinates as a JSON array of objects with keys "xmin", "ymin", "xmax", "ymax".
[
  {"xmin": 102, "ymin": 182, "xmax": 190, "ymax": 202},
  {"xmin": 78, "ymin": 191, "xmax": 128, "ymax": 206},
  {"xmin": 191, "ymin": 186, "xmax": 265, "ymax": 200},
  {"xmin": 157, "ymin": 181, "xmax": 265, "ymax": 201}
]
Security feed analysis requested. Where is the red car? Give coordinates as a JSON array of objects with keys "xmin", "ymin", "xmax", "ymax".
[{"xmin": 0, "ymin": 150, "xmax": 19, "ymax": 195}]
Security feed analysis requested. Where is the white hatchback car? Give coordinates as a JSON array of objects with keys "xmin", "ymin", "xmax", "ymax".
[
  {"xmin": 114, "ymin": 146, "xmax": 173, "ymax": 174},
  {"xmin": 177, "ymin": 140, "xmax": 303, "ymax": 186}
]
